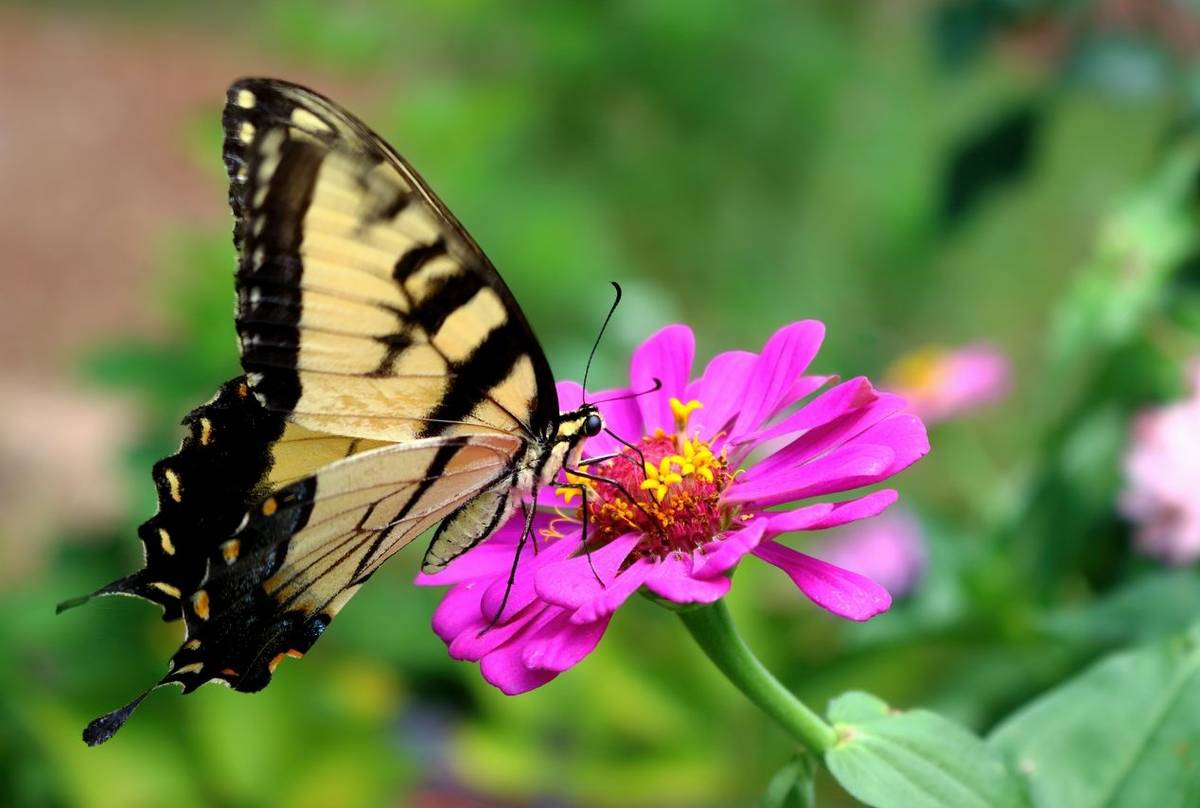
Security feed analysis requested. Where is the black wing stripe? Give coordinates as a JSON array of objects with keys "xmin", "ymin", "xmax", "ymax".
[
  {"xmin": 349, "ymin": 440, "xmax": 463, "ymax": 582},
  {"xmin": 393, "ymin": 236, "xmax": 447, "ymax": 283},
  {"xmin": 237, "ymin": 137, "xmax": 326, "ymax": 413},
  {"xmin": 422, "ymin": 319, "xmax": 528, "ymax": 437}
]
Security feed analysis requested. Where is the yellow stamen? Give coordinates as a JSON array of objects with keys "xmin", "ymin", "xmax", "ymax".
[{"xmin": 669, "ymin": 397, "xmax": 704, "ymax": 431}]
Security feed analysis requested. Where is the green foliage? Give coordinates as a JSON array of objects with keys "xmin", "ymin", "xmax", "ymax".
[
  {"xmin": 761, "ymin": 754, "xmax": 818, "ymax": 808},
  {"xmin": 825, "ymin": 692, "xmax": 1028, "ymax": 808},
  {"xmin": 990, "ymin": 624, "xmax": 1200, "ymax": 808}
]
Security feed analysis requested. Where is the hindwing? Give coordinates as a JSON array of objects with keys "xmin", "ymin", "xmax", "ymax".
[
  {"xmin": 223, "ymin": 78, "xmax": 559, "ymax": 442},
  {"xmin": 73, "ymin": 410, "xmax": 521, "ymax": 745}
]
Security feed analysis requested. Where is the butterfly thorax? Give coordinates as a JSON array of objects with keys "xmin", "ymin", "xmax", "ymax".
[
  {"xmin": 542, "ymin": 400, "xmax": 604, "ymax": 482},
  {"xmin": 523, "ymin": 403, "xmax": 603, "ymax": 490}
]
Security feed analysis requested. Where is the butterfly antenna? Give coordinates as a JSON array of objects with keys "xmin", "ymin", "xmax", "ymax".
[
  {"xmin": 581, "ymin": 281, "xmax": 623, "ymax": 402},
  {"xmin": 590, "ymin": 377, "xmax": 663, "ymax": 405}
]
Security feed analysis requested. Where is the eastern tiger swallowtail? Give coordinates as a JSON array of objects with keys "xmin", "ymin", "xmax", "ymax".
[{"xmin": 61, "ymin": 78, "xmax": 613, "ymax": 745}]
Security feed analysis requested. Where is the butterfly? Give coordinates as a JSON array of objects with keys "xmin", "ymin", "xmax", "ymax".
[{"xmin": 61, "ymin": 78, "xmax": 614, "ymax": 745}]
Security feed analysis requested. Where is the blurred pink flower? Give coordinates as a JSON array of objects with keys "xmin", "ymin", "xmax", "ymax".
[
  {"xmin": 1120, "ymin": 367, "xmax": 1200, "ymax": 565},
  {"xmin": 886, "ymin": 343, "xmax": 1010, "ymax": 423},
  {"xmin": 416, "ymin": 322, "xmax": 930, "ymax": 694},
  {"xmin": 811, "ymin": 509, "xmax": 927, "ymax": 598}
]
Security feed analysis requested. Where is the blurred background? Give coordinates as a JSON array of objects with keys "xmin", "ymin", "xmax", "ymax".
[{"xmin": 5, "ymin": 1, "xmax": 1200, "ymax": 805}]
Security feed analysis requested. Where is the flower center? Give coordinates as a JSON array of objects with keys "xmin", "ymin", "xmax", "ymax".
[
  {"xmin": 887, "ymin": 345, "xmax": 949, "ymax": 393},
  {"xmin": 556, "ymin": 397, "xmax": 742, "ymax": 562}
]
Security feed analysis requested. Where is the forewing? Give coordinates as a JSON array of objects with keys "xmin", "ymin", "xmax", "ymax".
[
  {"xmin": 223, "ymin": 78, "xmax": 558, "ymax": 443},
  {"xmin": 75, "ymin": 430, "xmax": 521, "ymax": 745}
]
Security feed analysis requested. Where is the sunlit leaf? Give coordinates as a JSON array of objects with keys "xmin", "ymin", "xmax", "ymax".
[
  {"xmin": 825, "ymin": 691, "xmax": 1028, "ymax": 808},
  {"xmin": 990, "ymin": 625, "xmax": 1200, "ymax": 807}
]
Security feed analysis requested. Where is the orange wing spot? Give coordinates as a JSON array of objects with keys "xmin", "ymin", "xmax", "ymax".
[
  {"xmin": 285, "ymin": 649, "xmax": 304, "ymax": 659},
  {"xmin": 199, "ymin": 417, "xmax": 214, "ymax": 446},
  {"xmin": 221, "ymin": 667, "xmax": 240, "ymax": 677},
  {"xmin": 268, "ymin": 652, "xmax": 287, "ymax": 674},
  {"xmin": 237, "ymin": 382, "xmax": 249, "ymax": 398},
  {"xmin": 262, "ymin": 497, "xmax": 278, "ymax": 516},
  {"xmin": 221, "ymin": 539, "xmax": 241, "ymax": 564},
  {"xmin": 192, "ymin": 590, "xmax": 211, "ymax": 621}
]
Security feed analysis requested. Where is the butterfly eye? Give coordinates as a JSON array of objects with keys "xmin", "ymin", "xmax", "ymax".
[{"xmin": 583, "ymin": 413, "xmax": 603, "ymax": 437}]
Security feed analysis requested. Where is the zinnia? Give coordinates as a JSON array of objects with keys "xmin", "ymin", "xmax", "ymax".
[
  {"xmin": 416, "ymin": 322, "xmax": 930, "ymax": 694},
  {"xmin": 1120, "ymin": 365, "xmax": 1200, "ymax": 564},
  {"xmin": 886, "ymin": 343, "xmax": 1010, "ymax": 424}
]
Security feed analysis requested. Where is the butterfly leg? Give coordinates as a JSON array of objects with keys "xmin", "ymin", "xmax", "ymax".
[
  {"xmin": 576, "ymin": 434, "xmax": 651, "ymax": 482},
  {"xmin": 484, "ymin": 484, "xmax": 542, "ymax": 633},
  {"xmin": 604, "ymin": 427, "xmax": 649, "ymax": 482},
  {"xmin": 549, "ymin": 478, "xmax": 604, "ymax": 586},
  {"xmin": 563, "ymin": 465, "xmax": 658, "ymax": 529},
  {"xmin": 577, "ymin": 452, "xmax": 620, "ymax": 466}
]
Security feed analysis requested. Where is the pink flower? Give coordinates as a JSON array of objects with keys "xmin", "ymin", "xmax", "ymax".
[
  {"xmin": 810, "ymin": 509, "xmax": 927, "ymax": 598},
  {"xmin": 886, "ymin": 343, "xmax": 1010, "ymax": 424},
  {"xmin": 416, "ymin": 322, "xmax": 930, "ymax": 694},
  {"xmin": 1120, "ymin": 365, "xmax": 1200, "ymax": 564}
]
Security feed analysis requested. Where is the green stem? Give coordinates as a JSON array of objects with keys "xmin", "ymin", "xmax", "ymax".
[{"xmin": 679, "ymin": 599, "xmax": 837, "ymax": 755}]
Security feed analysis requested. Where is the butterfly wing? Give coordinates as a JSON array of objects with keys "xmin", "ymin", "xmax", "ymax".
[
  {"xmin": 224, "ymin": 78, "xmax": 559, "ymax": 442},
  {"xmin": 65, "ymin": 77, "xmax": 562, "ymax": 744},
  {"xmin": 76, "ymin": 406, "xmax": 521, "ymax": 745}
]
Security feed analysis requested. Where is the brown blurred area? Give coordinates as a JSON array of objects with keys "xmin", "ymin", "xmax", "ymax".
[{"xmin": 0, "ymin": 8, "xmax": 366, "ymax": 582}]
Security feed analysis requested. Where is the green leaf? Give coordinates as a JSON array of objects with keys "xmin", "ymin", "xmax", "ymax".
[
  {"xmin": 761, "ymin": 753, "xmax": 817, "ymax": 808},
  {"xmin": 990, "ymin": 625, "xmax": 1200, "ymax": 807},
  {"xmin": 824, "ymin": 692, "xmax": 1028, "ymax": 808},
  {"xmin": 1041, "ymin": 570, "xmax": 1200, "ymax": 646}
]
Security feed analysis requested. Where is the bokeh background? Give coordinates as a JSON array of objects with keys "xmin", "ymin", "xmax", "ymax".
[{"xmin": 4, "ymin": 1, "xmax": 1200, "ymax": 805}]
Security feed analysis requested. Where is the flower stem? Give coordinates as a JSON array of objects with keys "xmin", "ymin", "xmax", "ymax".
[{"xmin": 679, "ymin": 599, "xmax": 837, "ymax": 755}]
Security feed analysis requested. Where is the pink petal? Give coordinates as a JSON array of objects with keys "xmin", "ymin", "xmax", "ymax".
[
  {"xmin": 520, "ymin": 610, "xmax": 612, "ymax": 672},
  {"xmin": 723, "ymin": 443, "xmax": 896, "ymax": 507},
  {"xmin": 763, "ymin": 490, "xmax": 899, "ymax": 537},
  {"xmin": 570, "ymin": 559, "xmax": 654, "ymax": 624},
  {"xmin": 690, "ymin": 519, "xmax": 768, "ymax": 579},
  {"xmin": 731, "ymin": 321, "xmax": 826, "ymax": 440},
  {"xmin": 415, "ymin": 540, "xmax": 524, "ymax": 586},
  {"xmin": 430, "ymin": 582, "xmax": 488, "ymax": 643},
  {"xmin": 736, "ymin": 377, "xmax": 879, "ymax": 448},
  {"xmin": 643, "ymin": 553, "xmax": 732, "ymax": 604},
  {"xmin": 686, "ymin": 350, "xmax": 757, "ymax": 439},
  {"xmin": 414, "ymin": 511, "xmax": 564, "ymax": 586},
  {"xmin": 477, "ymin": 608, "xmax": 611, "ymax": 694},
  {"xmin": 447, "ymin": 601, "xmax": 547, "ymax": 661},
  {"xmin": 534, "ymin": 532, "xmax": 641, "ymax": 609},
  {"xmin": 630, "ymin": 325, "xmax": 695, "ymax": 434},
  {"xmin": 479, "ymin": 533, "xmax": 580, "ymax": 624},
  {"xmin": 557, "ymin": 381, "xmax": 644, "ymax": 455},
  {"xmin": 784, "ymin": 374, "xmax": 837, "ymax": 409},
  {"xmin": 856, "ymin": 413, "xmax": 930, "ymax": 476},
  {"xmin": 814, "ymin": 509, "xmax": 926, "ymax": 598},
  {"xmin": 594, "ymin": 386, "xmax": 647, "ymax": 447},
  {"xmin": 753, "ymin": 541, "xmax": 892, "ymax": 621},
  {"xmin": 480, "ymin": 651, "xmax": 558, "ymax": 694},
  {"xmin": 555, "ymin": 380, "xmax": 585, "ymax": 412},
  {"xmin": 475, "ymin": 607, "xmax": 564, "ymax": 693},
  {"xmin": 724, "ymin": 412, "xmax": 929, "ymax": 507},
  {"xmin": 745, "ymin": 390, "xmax": 907, "ymax": 482}
]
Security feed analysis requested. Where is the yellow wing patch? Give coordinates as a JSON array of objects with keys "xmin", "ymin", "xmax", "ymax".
[{"xmin": 223, "ymin": 78, "xmax": 559, "ymax": 445}]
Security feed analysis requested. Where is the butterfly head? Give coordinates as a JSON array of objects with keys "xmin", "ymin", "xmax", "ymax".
[{"xmin": 555, "ymin": 403, "xmax": 604, "ymax": 444}]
